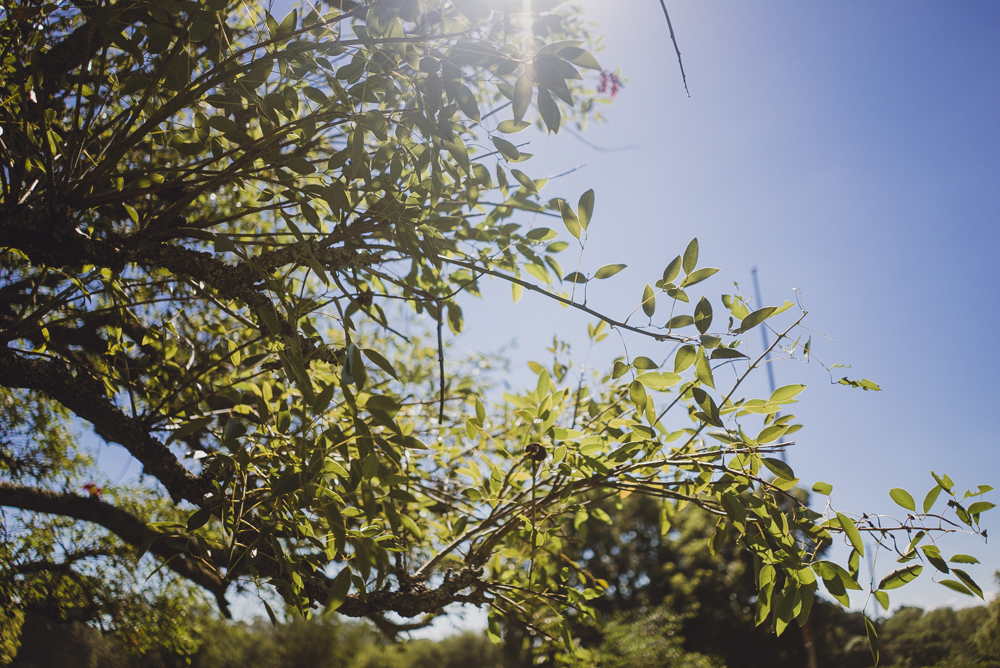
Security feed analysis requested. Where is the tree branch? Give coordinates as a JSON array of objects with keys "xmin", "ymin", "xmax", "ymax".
[
  {"xmin": 0, "ymin": 482, "xmax": 229, "ymax": 614},
  {"xmin": 0, "ymin": 348, "xmax": 210, "ymax": 504}
]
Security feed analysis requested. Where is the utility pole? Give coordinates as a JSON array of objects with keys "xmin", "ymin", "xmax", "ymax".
[
  {"xmin": 750, "ymin": 266, "xmax": 778, "ymax": 401},
  {"xmin": 752, "ymin": 265, "xmax": 819, "ymax": 668}
]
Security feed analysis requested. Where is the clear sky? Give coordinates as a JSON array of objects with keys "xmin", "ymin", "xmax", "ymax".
[
  {"xmin": 92, "ymin": 0, "xmax": 999, "ymax": 625},
  {"xmin": 454, "ymin": 0, "xmax": 1000, "ymax": 614}
]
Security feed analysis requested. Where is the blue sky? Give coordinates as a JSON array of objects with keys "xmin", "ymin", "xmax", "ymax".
[{"xmin": 456, "ymin": 0, "xmax": 1000, "ymax": 613}]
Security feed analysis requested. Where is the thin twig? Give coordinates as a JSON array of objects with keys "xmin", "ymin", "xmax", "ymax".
[
  {"xmin": 437, "ymin": 303, "xmax": 445, "ymax": 424},
  {"xmin": 442, "ymin": 257, "xmax": 689, "ymax": 344},
  {"xmin": 658, "ymin": 0, "xmax": 690, "ymax": 97}
]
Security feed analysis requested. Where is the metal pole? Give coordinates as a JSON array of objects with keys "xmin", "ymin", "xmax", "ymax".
[
  {"xmin": 750, "ymin": 266, "xmax": 777, "ymax": 396},
  {"xmin": 750, "ymin": 266, "xmax": 783, "ymax": 461},
  {"xmin": 751, "ymin": 267, "xmax": 815, "ymax": 668}
]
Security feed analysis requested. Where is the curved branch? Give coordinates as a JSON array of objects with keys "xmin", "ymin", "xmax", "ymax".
[
  {"xmin": 0, "ymin": 348, "xmax": 210, "ymax": 504},
  {"xmin": 0, "ymin": 482, "xmax": 228, "ymax": 614}
]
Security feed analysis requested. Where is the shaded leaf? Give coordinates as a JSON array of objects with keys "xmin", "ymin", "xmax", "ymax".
[
  {"xmin": 735, "ymin": 306, "xmax": 777, "ymax": 333},
  {"xmin": 497, "ymin": 119, "xmax": 531, "ymax": 133},
  {"xmin": 682, "ymin": 238, "xmax": 699, "ymax": 274},
  {"xmin": 694, "ymin": 297, "xmax": 713, "ymax": 334},
  {"xmin": 594, "ymin": 264, "xmax": 626, "ymax": 279},
  {"xmin": 513, "ymin": 74, "xmax": 532, "ymax": 123},
  {"xmin": 324, "ymin": 568, "xmax": 353, "ymax": 614},
  {"xmin": 864, "ymin": 617, "xmax": 879, "ymax": 666},
  {"xmin": 559, "ymin": 199, "xmax": 581, "ymax": 238},
  {"xmin": 578, "ymin": 189, "xmax": 594, "ymax": 230},
  {"xmin": 662, "ymin": 256, "xmax": 682, "ymax": 285},
  {"xmin": 837, "ymin": 513, "xmax": 865, "ymax": 557},
  {"xmin": 642, "ymin": 284, "xmax": 656, "ymax": 317},
  {"xmin": 632, "ymin": 356, "xmax": 658, "ymax": 370}
]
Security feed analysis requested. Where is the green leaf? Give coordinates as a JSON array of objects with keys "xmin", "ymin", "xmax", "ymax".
[
  {"xmin": 711, "ymin": 347, "xmax": 748, "ymax": 360},
  {"xmin": 693, "ymin": 297, "xmax": 713, "ymax": 334},
  {"xmin": 674, "ymin": 345, "xmax": 696, "ymax": 373},
  {"xmin": 952, "ymin": 569, "xmax": 984, "ymax": 598},
  {"xmin": 762, "ymin": 457, "xmax": 794, "ymax": 479},
  {"xmin": 968, "ymin": 501, "xmax": 995, "ymax": 515},
  {"xmin": 284, "ymin": 157, "xmax": 316, "ymax": 174},
  {"xmin": 567, "ymin": 49, "xmax": 601, "ymax": 70},
  {"xmin": 487, "ymin": 612, "xmax": 502, "ymax": 644},
  {"xmin": 920, "ymin": 544, "xmax": 950, "ymax": 573},
  {"xmin": 694, "ymin": 352, "xmax": 715, "ymax": 389},
  {"xmin": 510, "ymin": 169, "xmax": 537, "ymax": 193},
  {"xmin": 735, "ymin": 307, "xmax": 777, "ymax": 333},
  {"xmin": 523, "ymin": 263, "xmax": 549, "ymax": 283},
  {"xmin": 323, "ymin": 568, "xmax": 353, "ymax": 614},
  {"xmin": 667, "ymin": 287, "xmax": 689, "ymax": 303},
  {"xmin": 662, "ymin": 256, "xmax": 682, "ymax": 285},
  {"xmin": 838, "ymin": 377, "xmax": 883, "ymax": 391},
  {"xmin": 492, "ymin": 136, "xmax": 520, "ymax": 161},
  {"xmin": 757, "ymin": 425, "xmax": 790, "ymax": 446},
  {"xmin": 362, "ymin": 348, "xmax": 399, "ymax": 380},
  {"xmin": 628, "ymin": 380, "xmax": 648, "ymax": 412},
  {"xmin": 632, "ymin": 356, "xmax": 659, "ymax": 370},
  {"xmin": 938, "ymin": 579, "xmax": 975, "ymax": 597},
  {"xmin": 276, "ymin": 8, "xmax": 298, "ymax": 38},
  {"xmin": 223, "ymin": 418, "xmax": 247, "ymax": 444},
  {"xmin": 497, "ymin": 119, "xmax": 531, "ymax": 133},
  {"xmin": 578, "ymin": 189, "xmax": 595, "ymax": 230},
  {"xmin": 813, "ymin": 560, "xmax": 863, "ymax": 591},
  {"xmin": 667, "ymin": 315, "xmax": 694, "ymax": 329},
  {"xmin": 642, "ymin": 284, "xmax": 656, "ymax": 317},
  {"xmin": 362, "ymin": 454, "xmax": 379, "ymax": 480},
  {"xmin": 873, "ymin": 590, "xmax": 890, "ymax": 611},
  {"xmin": 720, "ymin": 493, "xmax": 747, "ymax": 528},
  {"xmin": 325, "ymin": 458, "xmax": 348, "ymax": 477},
  {"xmin": 637, "ymin": 372, "xmax": 681, "ymax": 391},
  {"xmin": 537, "ymin": 88, "xmax": 560, "ymax": 133},
  {"xmin": 186, "ymin": 507, "xmax": 212, "ymax": 531},
  {"xmin": 878, "ymin": 564, "xmax": 922, "ymax": 590},
  {"xmin": 836, "ymin": 513, "xmax": 865, "ymax": 557},
  {"xmin": 769, "ymin": 384, "xmax": 805, "ymax": 403},
  {"xmin": 262, "ymin": 599, "xmax": 279, "ymax": 626},
  {"xmin": 812, "ymin": 481, "xmax": 833, "ymax": 496},
  {"xmin": 559, "ymin": 199, "xmax": 581, "ymax": 238},
  {"xmin": 399, "ymin": 514, "xmax": 423, "ymax": 540},
  {"xmin": 563, "ymin": 272, "xmax": 588, "ymax": 284},
  {"xmin": 612, "ymin": 360, "xmax": 629, "ymax": 379},
  {"xmin": 512, "ymin": 74, "xmax": 532, "ymax": 123},
  {"xmin": 931, "ymin": 471, "xmax": 955, "ymax": 493},
  {"xmin": 923, "ymin": 485, "xmax": 942, "ymax": 513},
  {"xmin": 594, "ymin": 264, "xmax": 626, "ymax": 279},
  {"xmin": 453, "ymin": 83, "xmax": 481, "ymax": 121},
  {"xmin": 889, "ymin": 488, "xmax": 916, "ymax": 512},
  {"xmin": 948, "ymin": 554, "xmax": 980, "ymax": 564},
  {"xmin": 864, "ymin": 616, "xmax": 879, "ymax": 666},
  {"xmin": 682, "ymin": 238, "xmax": 699, "ymax": 274},
  {"xmin": 680, "ymin": 267, "xmax": 719, "ymax": 288}
]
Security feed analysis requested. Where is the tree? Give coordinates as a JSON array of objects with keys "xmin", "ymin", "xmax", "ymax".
[{"xmin": 0, "ymin": 0, "xmax": 992, "ymax": 663}]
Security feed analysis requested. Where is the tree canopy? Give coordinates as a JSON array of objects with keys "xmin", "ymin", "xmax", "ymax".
[{"xmin": 0, "ymin": 0, "xmax": 993, "ymax": 663}]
